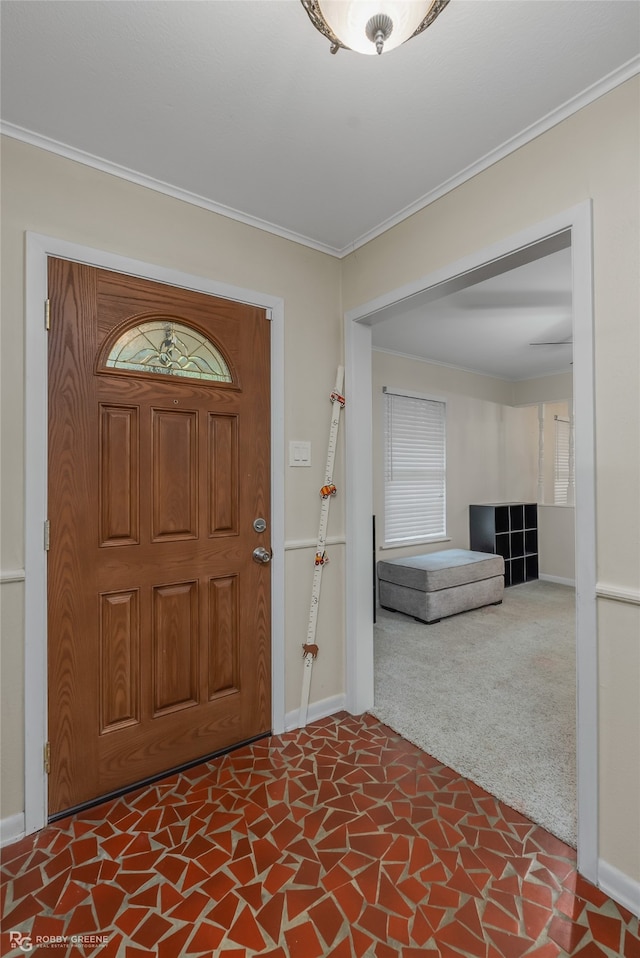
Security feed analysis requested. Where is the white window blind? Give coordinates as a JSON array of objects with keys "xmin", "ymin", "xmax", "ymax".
[
  {"xmin": 384, "ymin": 391, "xmax": 446, "ymax": 544},
  {"xmin": 554, "ymin": 416, "xmax": 570, "ymax": 504}
]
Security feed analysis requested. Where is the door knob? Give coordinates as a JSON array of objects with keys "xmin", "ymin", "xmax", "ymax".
[{"xmin": 252, "ymin": 547, "xmax": 272, "ymax": 564}]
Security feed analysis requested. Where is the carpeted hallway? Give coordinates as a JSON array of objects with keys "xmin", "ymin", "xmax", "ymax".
[
  {"xmin": 371, "ymin": 579, "xmax": 577, "ymax": 846},
  {"xmin": 1, "ymin": 713, "xmax": 637, "ymax": 957}
]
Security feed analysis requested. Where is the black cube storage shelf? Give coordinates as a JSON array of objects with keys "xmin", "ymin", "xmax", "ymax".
[{"xmin": 469, "ymin": 503, "xmax": 538, "ymax": 587}]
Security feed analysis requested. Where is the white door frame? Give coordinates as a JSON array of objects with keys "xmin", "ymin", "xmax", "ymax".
[
  {"xmin": 345, "ymin": 201, "xmax": 598, "ymax": 883},
  {"xmin": 24, "ymin": 232, "xmax": 286, "ymax": 835}
]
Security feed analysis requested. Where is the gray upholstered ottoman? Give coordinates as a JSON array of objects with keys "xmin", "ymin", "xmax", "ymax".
[{"xmin": 377, "ymin": 549, "xmax": 504, "ymax": 623}]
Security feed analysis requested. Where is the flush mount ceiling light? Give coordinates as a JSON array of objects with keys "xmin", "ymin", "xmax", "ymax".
[{"xmin": 301, "ymin": 0, "xmax": 450, "ymax": 55}]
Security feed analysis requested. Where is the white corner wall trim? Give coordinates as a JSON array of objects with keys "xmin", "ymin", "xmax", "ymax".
[
  {"xmin": 0, "ymin": 569, "xmax": 25, "ymax": 584},
  {"xmin": 0, "ymin": 813, "xmax": 25, "ymax": 848},
  {"xmin": 285, "ymin": 694, "xmax": 347, "ymax": 733},
  {"xmin": 598, "ymin": 859, "xmax": 640, "ymax": 918},
  {"xmin": 0, "ymin": 122, "xmax": 339, "ymax": 258},
  {"xmin": 596, "ymin": 583, "xmax": 640, "ymax": 607}
]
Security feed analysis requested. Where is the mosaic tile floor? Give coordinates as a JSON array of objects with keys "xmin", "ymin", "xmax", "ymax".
[{"xmin": 1, "ymin": 713, "xmax": 638, "ymax": 957}]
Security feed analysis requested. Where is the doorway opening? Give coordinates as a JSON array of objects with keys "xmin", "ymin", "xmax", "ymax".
[
  {"xmin": 344, "ymin": 203, "xmax": 597, "ymax": 883},
  {"xmin": 370, "ymin": 236, "xmax": 576, "ymax": 843}
]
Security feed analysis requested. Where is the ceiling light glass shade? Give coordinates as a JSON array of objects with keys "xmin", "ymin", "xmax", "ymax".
[{"xmin": 302, "ymin": 0, "xmax": 449, "ymax": 55}]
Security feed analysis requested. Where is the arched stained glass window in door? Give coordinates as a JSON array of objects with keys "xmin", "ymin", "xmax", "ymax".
[{"xmin": 105, "ymin": 319, "xmax": 233, "ymax": 382}]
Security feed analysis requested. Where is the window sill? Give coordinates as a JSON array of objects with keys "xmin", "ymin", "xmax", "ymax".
[{"xmin": 381, "ymin": 536, "xmax": 452, "ymax": 551}]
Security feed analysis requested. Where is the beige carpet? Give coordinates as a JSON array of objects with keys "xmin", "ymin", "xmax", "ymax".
[{"xmin": 371, "ymin": 579, "xmax": 577, "ymax": 846}]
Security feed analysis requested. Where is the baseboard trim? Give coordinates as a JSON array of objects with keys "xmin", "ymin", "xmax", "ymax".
[
  {"xmin": 285, "ymin": 694, "xmax": 347, "ymax": 732},
  {"xmin": 0, "ymin": 812, "xmax": 26, "ymax": 848},
  {"xmin": 539, "ymin": 574, "xmax": 576, "ymax": 587},
  {"xmin": 598, "ymin": 859, "xmax": 640, "ymax": 918}
]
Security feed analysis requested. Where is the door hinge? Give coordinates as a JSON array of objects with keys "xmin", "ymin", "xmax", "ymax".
[
  {"xmin": 44, "ymin": 742, "xmax": 51, "ymax": 775},
  {"xmin": 44, "ymin": 520, "xmax": 50, "ymax": 551},
  {"xmin": 45, "ymin": 298, "xmax": 51, "ymax": 331}
]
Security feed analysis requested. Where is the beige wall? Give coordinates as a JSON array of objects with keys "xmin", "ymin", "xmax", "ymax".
[
  {"xmin": 0, "ymin": 136, "xmax": 345, "ymax": 819},
  {"xmin": 538, "ymin": 506, "xmax": 576, "ymax": 582},
  {"xmin": 344, "ymin": 77, "xmax": 640, "ymax": 881},
  {"xmin": 513, "ymin": 371, "xmax": 573, "ymax": 406}
]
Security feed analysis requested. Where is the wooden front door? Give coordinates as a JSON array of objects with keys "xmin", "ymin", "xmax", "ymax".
[{"xmin": 47, "ymin": 258, "xmax": 271, "ymax": 817}]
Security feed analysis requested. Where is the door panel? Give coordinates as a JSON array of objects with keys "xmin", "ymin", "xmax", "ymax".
[
  {"xmin": 151, "ymin": 408, "xmax": 198, "ymax": 540},
  {"xmin": 208, "ymin": 415, "xmax": 239, "ymax": 535},
  {"xmin": 99, "ymin": 590, "xmax": 140, "ymax": 733},
  {"xmin": 99, "ymin": 405, "xmax": 139, "ymax": 546},
  {"xmin": 48, "ymin": 258, "xmax": 271, "ymax": 816},
  {"xmin": 208, "ymin": 575, "xmax": 240, "ymax": 697}
]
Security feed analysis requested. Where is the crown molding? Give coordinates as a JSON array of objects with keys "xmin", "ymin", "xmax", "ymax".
[
  {"xmin": 372, "ymin": 344, "xmax": 549, "ymax": 384},
  {"xmin": 0, "ymin": 122, "xmax": 342, "ymax": 258},
  {"xmin": 343, "ymin": 54, "xmax": 640, "ymax": 256},
  {"xmin": 2, "ymin": 54, "xmax": 638, "ymax": 259}
]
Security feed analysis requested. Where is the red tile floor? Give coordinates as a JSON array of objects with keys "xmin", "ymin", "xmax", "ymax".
[{"xmin": 1, "ymin": 713, "xmax": 638, "ymax": 957}]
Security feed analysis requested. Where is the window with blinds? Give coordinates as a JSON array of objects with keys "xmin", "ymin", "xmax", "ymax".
[
  {"xmin": 384, "ymin": 390, "xmax": 446, "ymax": 545},
  {"xmin": 554, "ymin": 416, "xmax": 570, "ymax": 504}
]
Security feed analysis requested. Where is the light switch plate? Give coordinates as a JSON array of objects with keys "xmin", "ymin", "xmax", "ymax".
[{"xmin": 289, "ymin": 440, "xmax": 311, "ymax": 467}]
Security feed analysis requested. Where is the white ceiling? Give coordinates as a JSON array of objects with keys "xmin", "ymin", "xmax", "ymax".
[
  {"xmin": 1, "ymin": 0, "xmax": 638, "ymax": 380},
  {"xmin": 2, "ymin": 0, "xmax": 639, "ymax": 256},
  {"xmin": 371, "ymin": 245, "xmax": 574, "ymax": 380}
]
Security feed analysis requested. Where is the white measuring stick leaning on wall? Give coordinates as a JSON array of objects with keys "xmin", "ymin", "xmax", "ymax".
[{"xmin": 299, "ymin": 366, "xmax": 345, "ymax": 727}]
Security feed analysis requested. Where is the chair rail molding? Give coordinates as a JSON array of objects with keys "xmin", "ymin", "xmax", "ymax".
[
  {"xmin": 0, "ymin": 569, "xmax": 26, "ymax": 584},
  {"xmin": 285, "ymin": 536, "xmax": 345, "ymax": 551},
  {"xmin": 595, "ymin": 583, "xmax": 640, "ymax": 606}
]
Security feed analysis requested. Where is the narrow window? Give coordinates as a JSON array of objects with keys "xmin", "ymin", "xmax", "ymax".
[
  {"xmin": 384, "ymin": 390, "xmax": 446, "ymax": 545},
  {"xmin": 554, "ymin": 416, "xmax": 571, "ymax": 504}
]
